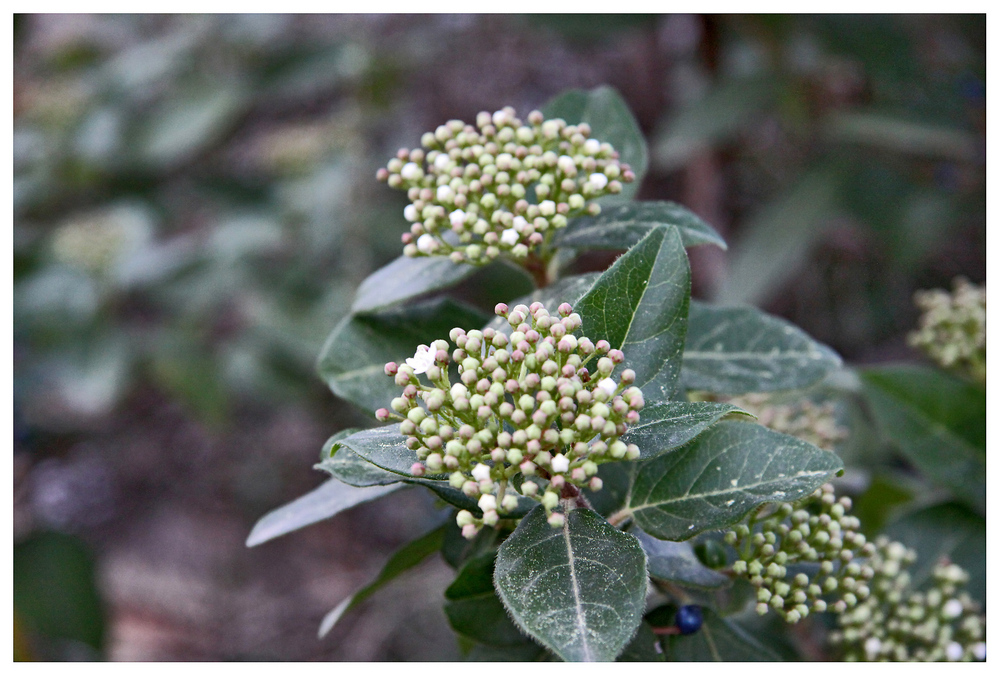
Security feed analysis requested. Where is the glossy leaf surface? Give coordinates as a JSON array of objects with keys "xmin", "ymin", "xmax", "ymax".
[
  {"xmin": 556, "ymin": 202, "xmax": 726, "ymax": 251},
  {"xmin": 350, "ymin": 255, "xmax": 478, "ymax": 314},
  {"xmin": 621, "ymin": 400, "xmax": 748, "ymax": 459}
]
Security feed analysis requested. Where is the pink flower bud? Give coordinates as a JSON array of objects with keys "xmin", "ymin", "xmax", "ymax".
[
  {"xmin": 384, "ymin": 362, "xmax": 398, "ymax": 376},
  {"xmin": 596, "ymin": 340, "xmax": 610, "ymax": 353},
  {"xmin": 558, "ymin": 302, "xmax": 573, "ymax": 317},
  {"xmin": 410, "ymin": 463, "xmax": 426, "ymax": 477},
  {"xmin": 376, "ymin": 408, "xmax": 391, "ymax": 421}
]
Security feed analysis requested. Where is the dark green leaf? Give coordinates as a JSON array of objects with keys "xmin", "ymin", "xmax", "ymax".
[
  {"xmin": 494, "ymin": 505, "xmax": 648, "ymax": 662},
  {"xmin": 582, "ymin": 461, "xmax": 636, "ymax": 517},
  {"xmin": 882, "ymin": 502, "xmax": 985, "ymax": 605},
  {"xmin": 663, "ymin": 608, "xmax": 781, "ymax": 661},
  {"xmin": 576, "ymin": 226, "xmax": 690, "ymax": 402},
  {"xmin": 556, "ymin": 202, "xmax": 727, "ymax": 251},
  {"xmin": 350, "ymin": 255, "xmax": 479, "ymax": 314},
  {"xmin": 464, "ymin": 641, "xmax": 548, "ymax": 661},
  {"xmin": 441, "ymin": 519, "xmax": 501, "ymax": 570},
  {"xmin": 681, "ymin": 301, "xmax": 842, "ymax": 395},
  {"xmin": 316, "ymin": 430, "xmax": 400, "ymax": 487},
  {"xmin": 245, "ymin": 479, "xmax": 400, "ymax": 547},
  {"xmin": 317, "ymin": 297, "xmax": 488, "ymax": 416},
  {"xmin": 544, "ymin": 86, "xmax": 648, "ymax": 201},
  {"xmin": 445, "ymin": 553, "xmax": 532, "ymax": 648},
  {"xmin": 861, "ymin": 365, "xmax": 985, "ymax": 514},
  {"xmin": 622, "ymin": 400, "xmax": 749, "ymax": 459},
  {"xmin": 318, "ymin": 525, "xmax": 446, "ymax": 637},
  {"xmin": 631, "ymin": 527, "xmax": 730, "ymax": 590},
  {"xmin": 617, "ymin": 622, "xmax": 664, "ymax": 662},
  {"xmin": 629, "ymin": 421, "xmax": 843, "ymax": 540}
]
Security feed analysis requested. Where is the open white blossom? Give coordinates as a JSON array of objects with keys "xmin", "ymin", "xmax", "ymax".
[
  {"xmin": 416, "ymin": 233, "xmax": 435, "ymax": 254},
  {"xmin": 550, "ymin": 454, "xmax": 570, "ymax": 473},
  {"xmin": 405, "ymin": 345, "xmax": 435, "ymax": 374},
  {"xmin": 588, "ymin": 172, "xmax": 609, "ymax": 190},
  {"xmin": 597, "ymin": 377, "xmax": 617, "ymax": 396}
]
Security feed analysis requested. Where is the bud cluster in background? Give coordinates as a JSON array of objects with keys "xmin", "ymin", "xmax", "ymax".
[
  {"xmin": 376, "ymin": 107, "xmax": 634, "ymax": 264},
  {"xmin": 377, "ymin": 301, "xmax": 643, "ymax": 537},
  {"xmin": 908, "ymin": 277, "xmax": 986, "ymax": 384}
]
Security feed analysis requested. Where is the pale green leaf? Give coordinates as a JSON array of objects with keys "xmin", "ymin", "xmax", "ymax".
[{"xmin": 350, "ymin": 255, "xmax": 479, "ymax": 314}]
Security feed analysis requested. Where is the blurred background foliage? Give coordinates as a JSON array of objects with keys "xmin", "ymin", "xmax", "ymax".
[{"xmin": 13, "ymin": 14, "xmax": 984, "ymax": 661}]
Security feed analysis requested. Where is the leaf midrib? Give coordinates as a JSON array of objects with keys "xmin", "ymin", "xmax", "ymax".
[{"xmin": 562, "ymin": 517, "xmax": 594, "ymax": 662}]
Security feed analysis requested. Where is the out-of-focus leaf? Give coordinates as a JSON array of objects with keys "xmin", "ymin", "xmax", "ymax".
[
  {"xmin": 445, "ymin": 553, "xmax": 532, "ymax": 648},
  {"xmin": 318, "ymin": 524, "xmax": 445, "ymax": 637},
  {"xmin": 317, "ymin": 297, "xmax": 488, "ymax": 416},
  {"xmin": 715, "ymin": 169, "xmax": 839, "ymax": 307},
  {"xmin": 663, "ymin": 608, "xmax": 780, "ymax": 661},
  {"xmin": 350, "ymin": 255, "xmax": 479, "ymax": 314},
  {"xmin": 14, "ymin": 532, "xmax": 105, "ymax": 655},
  {"xmin": 653, "ymin": 75, "xmax": 779, "ymax": 171},
  {"xmin": 622, "ymin": 400, "xmax": 749, "ymax": 460},
  {"xmin": 632, "ymin": 527, "xmax": 730, "ymax": 590},
  {"xmin": 861, "ymin": 365, "xmax": 985, "ymax": 514},
  {"xmin": 681, "ymin": 301, "xmax": 842, "ymax": 395},
  {"xmin": 556, "ymin": 202, "xmax": 727, "ymax": 251},
  {"xmin": 494, "ymin": 505, "xmax": 648, "ymax": 662},
  {"xmin": 629, "ymin": 421, "xmax": 843, "ymax": 540},
  {"xmin": 543, "ymin": 86, "xmax": 648, "ymax": 201},
  {"xmin": 881, "ymin": 502, "xmax": 985, "ymax": 605},
  {"xmin": 245, "ymin": 479, "xmax": 400, "ymax": 547},
  {"xmin": 823, "ymin": 111, "xmax": 979, "ymax": 162},
  {"xmin": 617, "ymin": 622, "xmax": 664, "ymax": 662},
  {"xmin": 576, "ymin": 226, "xmax": 690, "ymax": 402}
]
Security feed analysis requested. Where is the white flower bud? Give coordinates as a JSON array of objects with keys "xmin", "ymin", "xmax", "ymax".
[
  {"xmin": 416, "ymin": 233, "xmax": 436, "ymax": 255},
  {"xmin": 945, "ymin": 642, "xmax": 963, "ymax": 661},
  {"xmin": 501, "ymin": 494, "xmax": 519, "ymax": 512},
  {"xmin": 539, "ymin": 200, "xmax": 556, "ymax": 216},
  {"xmin": 478, "ymin": 494, "xmax": 497, "ymax": 512},
  {"xmin": 550, "ymin": 454, "xmax": 570, "ymax": 473},
  {"xmin": 449, "ymin": 209, "xmax": 466, "ymax": 227},
  {"xmin": 583, "ymin": 138, "xmax": 601, "ymax": 155},
  {"xmin": 436, "ymin": 185, "xmax": 454, "ymax": 202},
  {"xmin": 400, "ymin": 162, "xmax": 422, "ymax": 180},
  {"xmin": 588, "ymin": 172, "xmax": 608, "ymax": 190},
  {"xmin": 404, "ymin": 204, "xmax": 419, "ymax": 222},
  {"xmin": 471, "ymin": 463, "xmax": 491, "ymax": 482},
  {"xmin": 500, "ymin": 228, "xmax": 519, "ymax": 246},
  {"xmin": 547, "ymin": 512, "xmax": 565, "ymax": 528},
  {"xmin": 456, "ymin": 510, "xmax": 474, "ymax": 527},
  {"xmin": 597, "ymin": 377, "xmax": 617, "ymax": 397},
  {"xmin": 972, "ymin": 643, "xmax": 986, "ymax": 660},
  {"xmin": 942, "ymin": 599, "xmax": 963, "ymax": 619}
]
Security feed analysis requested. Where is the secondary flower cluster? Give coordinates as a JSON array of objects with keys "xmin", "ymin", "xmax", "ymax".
[
  {"xmin": 725, "ymin": 484, "xmax": 985, "ymax": 661},
  {"xmin": 726, "ymin": 484, "xmax": 874, "ymax": 624},
  {"xmin": 376, "ymin": 301, "xmax": 643, "ymax": 537},
  {"xmin": 908, "ymin": 277, "xmax": 985, "ymax": 384},
  {"xmin": 376, "ymin": 106, "xmax": 635, "ymax": 265},
  {"xmin": 830, "ymin": 539, "xmax": 986, "ymax": 662},
  {"xmin": 720, "ymin": 393, "xmax": 847, "ymax": 452}
]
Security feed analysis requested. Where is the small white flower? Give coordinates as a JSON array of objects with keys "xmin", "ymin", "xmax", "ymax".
[
  {"xmin": 551, "ymin": 454, "xmax": 570, "ymax": 473},
  {"xmin": 471, "ymin": 463, "xmax": 491, "ymax": 482},
  {"xmin": 864, "ymin": 637, "xmax": 881, "ymax": 660},
  {"xmin": 500, "ymin": 228, "xmax": 519, "ymax": 246},
  {"xmin": 400, "ymin": 162, "xmax": 421, "ymax": 180},
  {"xmin": 405, "ymin": 344, "xmax": 435, "ymax": 374},
  {"xmin": 433, "ymin": 153, "xmax": 451, "ymax": 171},
  {"xmin": 945, "ymin": 641, "xmax": 964, "ymax": 661},
  {"xmin": 449, "ymin": 209, "xmax": 466, "ymax": 227},
  {"xmin": 403, "ymin": 204, "xmax": 419, "ymax": 222},
  {"xmin": 557, "ymin": 155, "xmax": 576, "ymax": 173},
  {"xmin": 942, "ymin": 599, "xmax": 963, "ymax": 619},
  {"xmin": 583, "ymin": 138, "xmax": 601, "ymax": 155},
  {"xmin": 512, "ymin": 215, "xmax": 529, "ymax": 233},
  {"xmin": 539, "ymin": 200, "xmax": 556, "ymax": 216},
  {"xmin": 436, "ymin": 185, "xmax": 454, "ymax": 202},
  {"xmin": 492, "ymin": 109, "xmax": 510, "ymax": 126},
  {"xmin": 597, "ymin": 377, "xmax": 617, "ymax": 396},
  {"xmin": 416, "ymin": 233, "xmax": 436, "ymax": 254},
  {"xmin": 478, "ymin": 494, "xmax": 497, "ymax": 512},
  {"xmin": 588, "ymin": 172, "xmax": 609, "ymax": 190}
]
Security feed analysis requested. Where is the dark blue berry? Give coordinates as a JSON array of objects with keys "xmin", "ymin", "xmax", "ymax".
[{"xmin": 675, "ymin": 605, "xmax": 703, "ymax": 635}]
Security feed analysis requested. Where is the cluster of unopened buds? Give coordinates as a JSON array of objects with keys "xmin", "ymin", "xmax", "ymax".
[
  {"xmin": 376, "ymin": 301, "xmax": 644, "ymax": 538},
  {"xmin": 831, "ymin": 539, "xmax": 986, "ymax": 662},
  {"xmin": 376, "ymin": 106, "xmax": 635, "ymax": 265},
  {"xmin": 908, "ymin": 276, "xmax": 986, "ymax": 383},
  {"xmin": 725, "ymin": 484, "xmax": 985, "ymax": 661},
  {"xmin": 720, "ymin": 393, "xmax": 847, "ymax": 452}
]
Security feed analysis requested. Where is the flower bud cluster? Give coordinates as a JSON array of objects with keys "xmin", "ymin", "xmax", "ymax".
[
  {"xmin": 725, "ymin": 484, "xmax": 874, "ymax": 624},
  {"xmin": 723, "ymin": 393, "xmax": 847, "ymax": 452},
  {"xmin": 376, "ymin": 301, "xmax": 644, "ymax": 538},
  {"xmin": 830, "ymin": 539, "xmax": 985, "ymax": 662},
  {"xmin": 376, "ymin": 106, "xmax": 635, "ymax": 265},
  {"xmin": 908, "ymin": 277, "xmax": 985, "ymax": 384}
]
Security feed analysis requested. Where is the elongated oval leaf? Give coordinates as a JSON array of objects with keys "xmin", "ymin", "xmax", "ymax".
[
  {"xmin": 631, "ymin": 527, "xmax": 730, "ymax": 590},
  {"xmin": 351, "ymin": 255, "xmax": 479, "ymax": 314},
  {"xmin": 622, "ymin": 400, "xmax": 748, "ymax": 459},
  {"xmin": 861, "ymin": 365, "xmax": 985, "ymax": 514},
  {"xmin": 444, "ymin": 553, "xmax": 533, "ymax": 648},
  {"xmin": 556, "ymin": 202, "xmax": 726, "ymax": 251},
  {"xmin": 663, "ymin": 608, "xmax": 780, "ymax": 661},
  {"xmin": 494, "ymin": 505, "xmax": 647, "ymax": 662},
  {"xmin": 681, "ymin": 301, "xmax": 842, "ymax": 395},
  {"xmin": 544, "ymin": 86, "xmax": 648, "ymax": 201},
  {"xmin": 319, "ymin": 524, "xmax": 445, "ymax": 637},
  {"xmin": 629, "ymin": 421, "xmax": 843, "ymax": 540},
  {"xmin": 246, "ymin": 479, "xmax": 400, "ymax": 547},
  {"xmin": 576, "ymin": 225, "xmax": 690, "ymax": 402},
  {"xmin": 314, "ymin": 429, "xmax": 402, "ymax": 487},
  {"xmin": 318, "ymin": 297, "xmax": 488, "ymax": 416}
]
